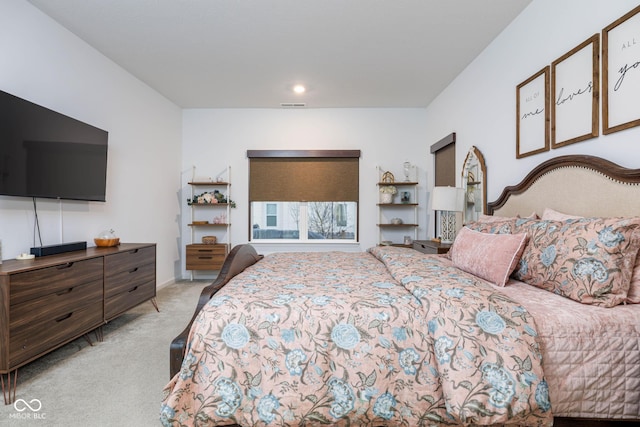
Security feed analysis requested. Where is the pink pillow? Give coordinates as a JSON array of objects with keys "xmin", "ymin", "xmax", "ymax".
[
  {"xmin": 512, "ymin": 217, "xmax": 640, "ymax": 307},
  {"xmin": 541, "ymin": 208, "xmax": 582, "ymax": 221},
  {"xmin": 450, "ymin": 227, "xmax": 528, "ymax": 287}
]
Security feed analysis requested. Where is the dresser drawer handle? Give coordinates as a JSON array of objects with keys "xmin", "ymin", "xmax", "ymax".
[
  {"xmin": 56, "ymin": 262, "xmax": 74, "ymax": 270},
  {"xmin": 128, "ymin": 286, "xmax": 139, "ymax": 293},
  {"xmin": 55, "ymin": 287, "xmax": 74, "ymax": 296},
  {"xmin": 129, "ymin": 267, "xmax": 139, "ymax": 274},
  {"xmin": 55, "ymin": 312, "xmax": 73, "ymax": 322},
  {"xmin": 198, "ymin": 256, "xmax": 213, "ymax": 260},
  {"xmin": 129, "ymin": 249, "xmax": 139, "ymax": 254},
  {"xmin": 197, "ymin": 249, "xmax": 214, "ymax": 253}
]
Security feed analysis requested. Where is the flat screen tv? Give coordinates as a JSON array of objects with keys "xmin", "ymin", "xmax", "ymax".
[{"xmin": 0, "ymin": 89, "xmax": 108, "ymax": 202}]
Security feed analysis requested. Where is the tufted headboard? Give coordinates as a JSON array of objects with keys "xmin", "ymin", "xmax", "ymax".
[{"xmin": 487, "ymin": 155, "xmax": 640, "ymax": 218}]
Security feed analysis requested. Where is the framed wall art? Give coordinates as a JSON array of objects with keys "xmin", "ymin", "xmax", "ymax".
[
  {"xmin": 602, "ymin": 5, "xmax": 640, "ymax": 135},
  {"xmin": 516, "ymin": 66, "xmax": 549, "ymax": 159},
  {"xmin": 551, "ymin": 34, "xmax": 599, "ymax": 148}
]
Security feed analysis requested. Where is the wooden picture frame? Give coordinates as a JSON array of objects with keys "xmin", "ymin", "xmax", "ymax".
[
  {"xmin": 551, "ymin": 34, "xmax": 599, "ymax": 148},
  {"xmin": 516, "ymin": 66, "xmax": 550, "ymax": 158},
  {"xmin": 602, "ymin": 5, "xmax": 640, "ymax": 135}
]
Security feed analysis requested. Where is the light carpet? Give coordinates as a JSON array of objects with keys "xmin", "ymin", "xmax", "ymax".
[{"xmin": 0, "ymin": 280, "xmax": 208, "ymax": 427}]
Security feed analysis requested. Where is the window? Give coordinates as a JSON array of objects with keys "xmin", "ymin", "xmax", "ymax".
[
  {"xmin": 266, "ymin": 203, "xmax": 277, "ymax": 227},
  {"xmin": 248, "ymin": 150, "xmax": 360, "ymax": 242}
]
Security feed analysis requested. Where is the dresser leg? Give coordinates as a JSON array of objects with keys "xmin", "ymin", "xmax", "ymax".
[
  {"xmin": 150, "ymin": 297, "xmax": 159, "ymax": 312},
  {"xmin": 1, "ymin": 369, "xmax": 17, "ymax": 405},
  {"xmin": 94, "ymin": 325, "xmax": 104, "ymax": 342},
  {"xmin": 84, "ymin": 331, "xmax": 97, "ymax": 346}
]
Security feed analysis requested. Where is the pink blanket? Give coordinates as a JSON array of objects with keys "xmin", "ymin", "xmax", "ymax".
[{"xmin": 162, "ymin": 247, "xmax": 552, "ymax": 426}]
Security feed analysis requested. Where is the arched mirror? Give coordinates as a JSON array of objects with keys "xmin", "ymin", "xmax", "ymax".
[{"xmin": 461, "ymin": 146, "xmax": 487, "ymax": 224}]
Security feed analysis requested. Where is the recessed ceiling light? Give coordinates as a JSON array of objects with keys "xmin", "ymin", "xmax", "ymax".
[{"xmin": 293, "ymin": 85, "xmax": 306, "ymax": 94}]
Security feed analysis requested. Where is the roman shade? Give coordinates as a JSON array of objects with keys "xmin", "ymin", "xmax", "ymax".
[
  {"xmin": 430, "ymin": 132, "xmax": 456, "ymax": 187},
  {"xmin": 248, "ymin": 150, "xmax": 360, "ymax": 202}
]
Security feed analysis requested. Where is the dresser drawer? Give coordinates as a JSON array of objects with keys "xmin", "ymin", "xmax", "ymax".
[
  {"xmin": 10, "ymin": 258, "xmax": 104, "ymax": 306},
  {"xmin": 186, "ymin": 244, "xmax": 227, "ymax": 270},
  {"xmin": 104, "ymin": 245, "xmax": 155, "ymax": 278},
  {"xmin": 104, "ymin": 262, "xmax": 155, "ymax": 299},
  {"xmin": 105, "ymin": 280, "xmax": 156, "ymax": 320},
  {"xmin": 10, "ymin": 279, "xmax": 103, "ymax": 330},
  {"xmin": 9, "ymin": 300, "xmax": 104, "ymax": 366}
]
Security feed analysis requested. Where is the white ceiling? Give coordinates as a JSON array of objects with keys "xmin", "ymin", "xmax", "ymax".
[{"xmin": 27, "ymin": 0, "xmax": 531, "ymax": 109}]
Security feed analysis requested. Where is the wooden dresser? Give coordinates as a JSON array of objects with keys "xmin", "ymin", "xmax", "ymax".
[{"xmin": 0, "ymin": 243, "xmax": 156, "ymax": 404}]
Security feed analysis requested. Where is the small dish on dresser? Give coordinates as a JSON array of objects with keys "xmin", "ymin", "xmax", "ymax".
[
  {"xmin": 94, "ymin": 237, "xmax": 120, "ymax": 247},
  {"xmin": 381, "ymin": 240, "xmax": 393, "ymax": 246}
]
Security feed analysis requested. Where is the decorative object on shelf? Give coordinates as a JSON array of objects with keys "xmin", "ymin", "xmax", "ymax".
[
  {"xmin": 193, "ymin": 175, "xmax": 213, "ymax": 182},
  {"xmin": 390, "ymin": 218, "xmax": 403, "ymax": 225},
  {"xmin": 404, "ymin": 235, "xmax": 413, "ymax": 245},
  {"xmin": 467, "ymin": 170, "xmax": 475, "ymax": 183},
  {"xmin": 188, "ymin": 190, "xmax": 236, "ymax": 207},
  {"xmin": 192, "ymin": 220, "xmax": 209, "ymax": 225},
  {"xmin": 431, "ymin": 186, "xmax": 464, "ymax": 244},
  {"xmin": 94, "ymin": 229, "xmax": 120, "ymax": 247},
  {"xmin": 400, "ymin": 191, "xmax": 411, "ymax": 203},
  {"xmin": 381, "ymin": 240, "xmax": 393, "ymax": 246},
  {"xmin": 212, "ymin": 213, "xmax": 227, "ymax": 224},
  {"xmin": 379, "ymin": 185, "xmax": 397, "ymax": 204},
  {"xmin": 381, "ymin": 171, "xmax": 395, "ymax": 183},
  {"xmin": 403, "ymin": 161, "xmax": 412, "ymax": 182},
  {"xmin": 202, "ymin": 236, "xmax": 217, "ymax": 244},
  {"xmin": 467, "ymin": 191, "xmax": 476, "ymax": 204}
]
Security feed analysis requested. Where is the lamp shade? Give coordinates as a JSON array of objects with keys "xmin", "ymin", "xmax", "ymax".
[{"xmin": 431, "ymin": 186, "xmax": 464, "ymax": 212}]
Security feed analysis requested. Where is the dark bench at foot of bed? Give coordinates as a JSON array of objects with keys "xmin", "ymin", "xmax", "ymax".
[{"xmin": 169, "ymin": 244, "xmax": 263, "ymax": 378}]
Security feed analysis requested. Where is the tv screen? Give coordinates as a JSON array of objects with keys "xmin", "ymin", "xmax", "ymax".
[{"xmin": 0, "ymin": 89, "xmax": 108, "ymax": 201}]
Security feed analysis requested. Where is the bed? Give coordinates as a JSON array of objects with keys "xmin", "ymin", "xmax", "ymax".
[{"xmin": 163, "ymin": 155, "xmax": 640, "ymax": 426}]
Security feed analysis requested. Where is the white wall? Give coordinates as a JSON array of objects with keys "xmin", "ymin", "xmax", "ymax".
[
  {"xmin": 0, "ymin": 0, "xmax": 182, "ymax": 287},
  {"xmin": 181, "ymin": 108, "xmax": 428, "ymax": 278},
  {"xmin": 424, "ymin": 0, "xmax": 640, "ymax": 204}
]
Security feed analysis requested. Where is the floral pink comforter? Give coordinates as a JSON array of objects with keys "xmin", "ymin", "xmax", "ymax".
[{"xmin": 161, "ymin": 246, "xmax": 552, "ymax": 426}]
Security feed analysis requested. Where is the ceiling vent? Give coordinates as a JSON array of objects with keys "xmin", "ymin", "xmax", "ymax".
[{"xmin": 280, "ymin": 103, "xmax": 306, "ymax": 108}]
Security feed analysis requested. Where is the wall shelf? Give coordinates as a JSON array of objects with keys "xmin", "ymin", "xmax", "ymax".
[
  {"xmin": 376, "ymin": 166, "xmax": 419, "ymax": 246},
  {"xmin": 186, "ymin": 166, "xmax": 232, "ymax": 278}
]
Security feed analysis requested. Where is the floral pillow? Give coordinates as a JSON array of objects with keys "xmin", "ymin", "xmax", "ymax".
[
  {"xmin": 512, "ymin": 217, "xmax": 640, "ymax": 307},
  {"xmin": 450, "ymin": 227, "xmax": 528, "ymax": 286},
  {"xmin": 466, "ymin": 217, "xmax": 516, "ymax": 235},
  {"xmin": 627, "ymin": 252, "xmax": 640, "ymax": 304}
]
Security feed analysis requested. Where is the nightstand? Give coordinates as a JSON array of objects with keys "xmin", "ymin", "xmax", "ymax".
[{"xmin": 413, "ymin": 240, "xmax": 451, "ymax": 254}]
